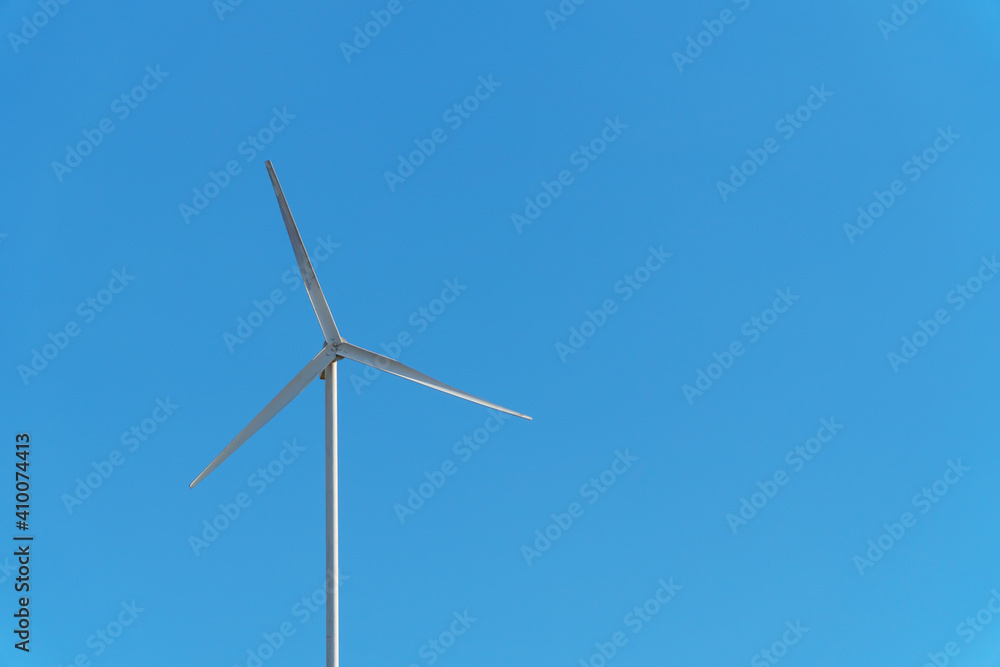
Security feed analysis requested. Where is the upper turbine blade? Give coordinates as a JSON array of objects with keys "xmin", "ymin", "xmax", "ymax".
[
  {"xmin": 190, "ymin": 344, "xmax": 339, "ymax": 488},
  {"xmin": 265, "ymin": 160, "xmax": 342, "ymax": 345},
  {"xmin": 336, "ymin": 341, "xmax": 532, "ymax": 420}
]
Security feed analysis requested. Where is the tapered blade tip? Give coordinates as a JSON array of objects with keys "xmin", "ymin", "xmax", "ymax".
[{"xmin": 496, "ymin": 405, "xmax": 532, "ymax": 421}]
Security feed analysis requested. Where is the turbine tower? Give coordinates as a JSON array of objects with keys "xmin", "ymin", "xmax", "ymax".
[{"xmin": 189, "ymin": 161, "xmax": 531, "ymax": 667}]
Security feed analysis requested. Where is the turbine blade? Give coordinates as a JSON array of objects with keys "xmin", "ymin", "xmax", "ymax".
[
  {"xmin": 265, "ymin": 160, "xmax": 342, "ymax": 344},
  {"xmin": 190, "ymin": 345, "xmax": 338, "ymax": 488},
  {"xmin": 337, "ymin": 341, "xmax": 531, "ymax": 420}
]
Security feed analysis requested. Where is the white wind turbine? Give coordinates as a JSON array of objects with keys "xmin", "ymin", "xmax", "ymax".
[{"xmin": 189, "ymin": 160, "xmax": 531, "ymax": 667}]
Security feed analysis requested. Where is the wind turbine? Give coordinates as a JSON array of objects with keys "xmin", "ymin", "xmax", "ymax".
[{"xmin": 189, "ymin": 160, "xmax": 531, "ymax": 667}]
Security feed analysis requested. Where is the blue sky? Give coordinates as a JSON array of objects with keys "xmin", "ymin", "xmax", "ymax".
[{"xmin": 3, "ymin": 0, "xmax": 1000, "ymax": 665}]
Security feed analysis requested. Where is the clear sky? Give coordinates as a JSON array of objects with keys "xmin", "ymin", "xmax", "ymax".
[{"xmin": 3, "ymin": 0, "xmax": 1000, "ymax": 665}]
